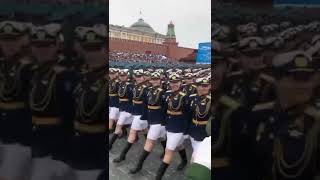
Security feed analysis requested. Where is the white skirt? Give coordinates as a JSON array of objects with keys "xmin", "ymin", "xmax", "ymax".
[
  {"xmin": 109, "ymin": 107, "xmax": 120, "ymax": 120},
  {"xmin": 131, "ymin": 115, "xmax": 148, "ymax": 131},
  {"xmin": 147, "ymin": 124, "xmax": 166, "ymax": 141},
  {"xmin": 117, "ymin": 111, "xmax": 133, "ymax": 125},
  {"xmin": 166, "ymin": 132, "xmax": 185, "ymax": 151}
]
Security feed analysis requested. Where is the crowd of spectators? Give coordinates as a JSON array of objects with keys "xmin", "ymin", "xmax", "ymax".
[{"xmin": 109, "ymin": 51, "xmax": 175, "ymax": 63}]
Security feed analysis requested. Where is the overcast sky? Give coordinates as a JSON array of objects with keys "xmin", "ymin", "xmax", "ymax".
[{"xmin": 109, "ymin": 0, "xmax": 211, "ymax": 49}]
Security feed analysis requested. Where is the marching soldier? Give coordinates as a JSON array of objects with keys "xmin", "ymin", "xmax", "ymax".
[
  {"xmin": 143, "ymin": 70, "xmax": 152, "ymax": 87},
  {"xmin": 129, "ymin": 72, "xmax": 167, "ymax": 174},
  {"xmin": 185, "ymin": 77, "xmax": 212, "ymax": 180},
  {"xmin": 248, "ymin": 51, "xmax": 320, "ymax": 180},
  {"xmin": 155, "ymin": 73, "xmax": 189, "ymax": 180},
  {"xmin": 187, "ymin": 77, "xmax": 211, "ymax": 153},
  {"xmin": 112, "ymin": 69, "xmax": 149, "ymax": 163},
  {"xmin": 0, "ymin": 20, "xmax": 34, "ymax": 180},
  {"xmin": 108, "ymin": 68, "xmax": 119, "ymax": 134},
  {"xmin": 109, "ymin": 68, "xmax": 134, "ymax": 151},
  {"xmin": 68, "ymin": 24, "xmax": 107, "ymax": 180},
  {"xmin": 28, "ymin": 22, "xmax": 76, "ymax": 179},
  {"xmin": 182, "ymin": 72, "xmax": 197, "ymax": 96}
]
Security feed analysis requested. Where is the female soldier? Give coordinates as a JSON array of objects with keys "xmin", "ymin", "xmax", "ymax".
[
  {"xmin": 109, "ymin": 68, "xmax": 134, "ymax": 150},
  {"xmin": 129, "ymin": 72, "xmax": 167, "ymax": 174},
  {"xmin": 112, "ymin": 69, "xmax": 149, "ymax": 163},
  {"xmin": 108, "ymin": 68, "xmax": 119, "ymax": 134},
  {"xmin": 155, "ymin": 73, "xmax": 189, "ymax": 180}
]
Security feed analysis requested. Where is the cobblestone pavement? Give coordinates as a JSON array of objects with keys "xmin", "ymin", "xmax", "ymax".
[{"xmin": 109, "ymin": 133, "xmax": 192, "ymax": 180}]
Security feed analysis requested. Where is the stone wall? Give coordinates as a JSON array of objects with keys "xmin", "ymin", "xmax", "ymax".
[{"xmin": 109, "ymin": 38, "xmax": 196, "ymax": 61}]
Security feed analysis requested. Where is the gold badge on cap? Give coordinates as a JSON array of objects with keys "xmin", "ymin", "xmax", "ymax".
[
  {"xmin": 86, "ymin": 32, "xmax": 96, "ymax": 42},
  {"xmin": 3, "ymin": 24, "xmax": 13, "ymax": 34},
  {"xmin": 294, "ymin": 56, "xmax": 308, "ymax": 68},
  {"xmin": 172, "ymin": 76, "xmax": 176, "ymax": 80}
]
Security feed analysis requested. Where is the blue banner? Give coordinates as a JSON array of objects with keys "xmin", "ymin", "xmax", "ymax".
[
  {"xmin": 274, "ymin": 0, "xmax": 320, "ymax": 6},
  {"xmin": 196, "ymin": 42, "xmax": 211, "ymax": 64}
]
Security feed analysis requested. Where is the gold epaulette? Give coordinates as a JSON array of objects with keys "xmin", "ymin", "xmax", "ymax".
[
  {"xmin": 252, "ymin": 102, "xmax": 275, "ymax": 111},
  {"xmin": 206, "ymin": 95, "xmax": 211, "ymax": 99},
  {"xmin": 218, "ymin": 95, "xmax": 241, "ymax": 109},
  {"xmin": 189, "ymin": 93, "xmax": 197, "ymax": 97},
  {"xmin": 191, "ymin": 84, "xmax": 197, "ymax": 88},
  {"xmin": 226, "ymin": 71, "xmax": 243, "ymax": 78},
  {"xmin": 179, "ymin": 92, "xmax": 186, "ymax": 96},
  {"xmin": 259, "ymin": 73, "xmax": 275, "ymax": 84},
  {"xmin": 304, "ymin": 105, "xmax": 320, "ymax": 120}
]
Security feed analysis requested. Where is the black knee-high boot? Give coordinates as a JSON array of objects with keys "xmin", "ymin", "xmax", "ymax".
[
  {"xmin": 109, "ymin": 133, "xmax": 118, "ymax": 151},
  {"xmin": 119, "ymin": 126, "xmax": 128, "ymax": 138},
  {"xmin": 176, "ymin": 149, "xmax": 188, "ymax": 170},
  {"xmin": 155, "ymin": 162, "xmax": 169, "ymax": 180},
  {"xmin": 113, "ymin": 142, "xmax": 133, "ymax": 163},
  {"xmin": 129, "ymin": 150, "xmax": 150, "ymax": 174},
  {"xmin": 160, "ymin": 140, "xmax": 166, "ymax": 159},
  {"xmin": 109, "ymin": 122, "xmax": 116, "ymax": 134}
]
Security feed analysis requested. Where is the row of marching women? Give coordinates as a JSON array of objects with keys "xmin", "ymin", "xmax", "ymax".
[{"xmin": 108, "ymin": 65, "xmax": 212, "ymax": 180}]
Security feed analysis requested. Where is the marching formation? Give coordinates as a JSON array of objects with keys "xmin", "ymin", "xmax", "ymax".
[
  {"xmin": 213, "ymin": 17, "xmax": 320, "ymax": 180},
  {"xmin": 0, "ymin": 6, "xmax": 107, "ymax": 180},
  {"xmin": 108, "ymin": 63, "xmax": 212, "ymax": 180}
]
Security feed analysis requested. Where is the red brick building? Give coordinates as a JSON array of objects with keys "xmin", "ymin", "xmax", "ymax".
[{"xmin": 109, "ymin": 20, "xmax": 196, "ymax": 62}]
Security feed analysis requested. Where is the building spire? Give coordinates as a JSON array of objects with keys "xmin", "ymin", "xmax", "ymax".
[
  {"xmin": 139, "ymin": 9, "xmax": 143, "ymax": 19},
  {"xmin": 166, "ymin": 21, "xmax": 176, "ymax": 38}
]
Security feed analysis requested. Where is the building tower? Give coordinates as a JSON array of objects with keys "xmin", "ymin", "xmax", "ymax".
[{"xmin": 164, "ymin": 21, "xmax": 178, "ymax": 46}]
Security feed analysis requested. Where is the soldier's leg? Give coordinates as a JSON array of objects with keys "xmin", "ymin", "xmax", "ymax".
[
  {"xmin": 108, "ymin": 120, "xmax": 115, "ymax": 134},
  {"xmin": 109, "ymin": 111, "xmax": 131, "ymax": 150},
  {"xmin": 159, "ymin": 126, "xmax": 167, "ymax": 159},
  {"xmin": 109, "ymin": 124, "xmax": 122, "ymax": 151},
  {"xmin": 159, "ymin": 139, "xmax": 166, "ymax": 159},
  {"xmin": 108, "ymin": 107, "xmax": 119, "ymax": 134},
  {"xmin": 156, "ymin": 132, "xmax": 184, "ymax": 179},
  {"xmin": 143, "ymin": 129, "xmax": 148, "ymax": 139},
  {"xmin": 129, "ymin": 124, "xmax": 161, "ymax": 174},
  {"xmin": 0, "ymin": 143, "xmax": 31, "ymax": 180},
  {"xmin": 176, "ymin": 145, "xmax": 188, "ymax": 170},
  {"xmin": 112, "ymin": 128, "xmax": 137, "ymax": 163}
]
